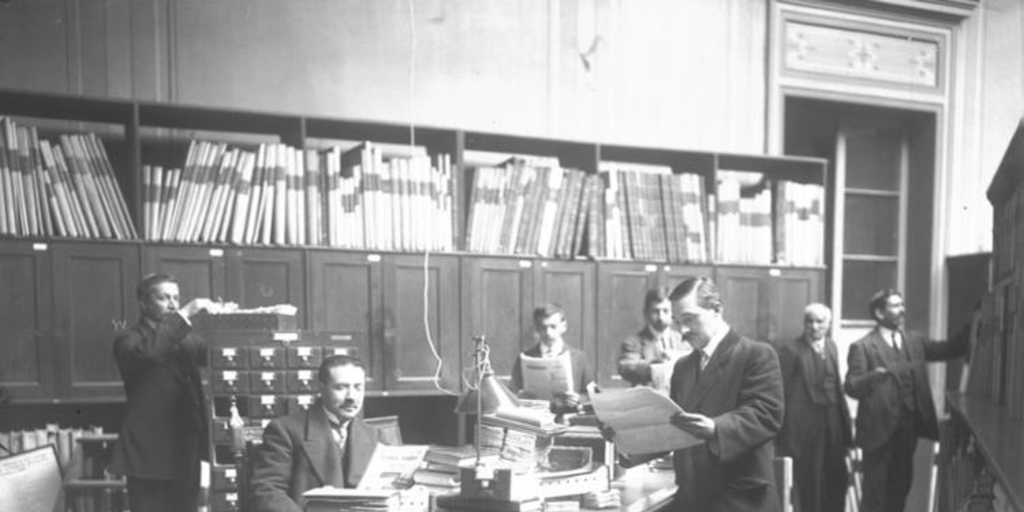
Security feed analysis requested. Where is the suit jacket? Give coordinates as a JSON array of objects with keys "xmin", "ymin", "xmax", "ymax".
[
  {"xmin": 618, "ymin": 326, "xmax": 689, "ymax": 386},
  {"xmin": 669, "ymin": 330, "xmax": 785, "ymax": 512},
  {"xmin": 110, "ymin": 313, "xmax": 208, "ymax": 482},
  {"xmin": 776, "ymin": 336, "xmax": 852, "ymax": 458},
  {"xmin": 844, "ymin": 326, "xmax": 968, "ymax": 451},
  {"xmin": 250, "ymin": 404, "xmax": 390, "ymax": 512}
]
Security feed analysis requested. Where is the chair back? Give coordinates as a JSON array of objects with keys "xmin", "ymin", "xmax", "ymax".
[{"xmin": 364, "ymin": 415, "xmax": 403, "ymax": 445}]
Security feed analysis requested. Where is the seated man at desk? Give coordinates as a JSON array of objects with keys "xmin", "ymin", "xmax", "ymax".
[
  {"xmin": 511, "ymin": 303, "xmax": 597, "ymax": 414},
  {"xmin": 250, "ymin": 355, "xmax": 393, "ymax": 512}
]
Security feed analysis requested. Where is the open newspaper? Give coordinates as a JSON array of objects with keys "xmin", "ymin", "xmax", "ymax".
[
  {"xmin": 519, "ymin": 351, "xmax": 572, "ymax": 400},
  {"xmin": 590, "ymin": 387, "xmax": 702, "ymax": 456}
]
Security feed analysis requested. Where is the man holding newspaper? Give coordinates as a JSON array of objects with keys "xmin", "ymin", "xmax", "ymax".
[
  {"xmin": 511, "ymin": 303, "xmax": 597, "ymax": 415},
  {"xmin": 595, "ymin": 276, "xmax": 785, "ymax": 512}
]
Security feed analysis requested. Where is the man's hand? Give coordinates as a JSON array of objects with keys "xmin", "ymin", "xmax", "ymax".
[
  {"xmin": 871, "ymin": 367, "xmax": 890, "ymax": 381},
  {"xmin": 596, "ymin": 420, "xmax": 616, "ymax": 442},
  {"xmin": 552, "ymin": 391, "xmax": 581, "ymax": 411},
  {"xmin": 669, "ymin": 411, "xmax": 716, "ymax": 441},
  {"xmin": 179, "ymin": 298, "xmax": 216, "ymax": 319}
]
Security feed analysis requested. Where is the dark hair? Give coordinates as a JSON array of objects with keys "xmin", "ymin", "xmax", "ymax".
[
  {"xmin": 868, "ymin": 289, "xmax": 902, "ymax": 321},
  {"xmin": 318, "ymin": 354, "xmax": 367, "ymax": 384},
  {"xmin": 644, "ymin": 286, "xmax": 672, "ymax": 311},
  {"xmin": 137, "ymin": 273, "xmax": 178, "ymax": 301},
  {"xmin": 533, "ymin": 303, "xmax": 566, "ymax": 323},
  {"xmin": 668, "ymin": 276, "xmax": 722, "ymax": 310}
]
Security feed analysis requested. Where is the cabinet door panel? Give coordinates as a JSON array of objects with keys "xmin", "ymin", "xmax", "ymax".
[
  {"xmin": 461, "ymin": 257, "xmax": 534, "ymax": 386},
  {"xmin": 383, "ymin": 254, "xmax": 460, "ymax": 393},
  {"xmin": 715, "ymin": 267, "xmax": 768, "ymax": 342},
  {"xmin": 596, "ymin": 262, "xmax": 658, "ymax": 388},
  {"xmin": 0, "ymin": 242, "xmax": 53, "ymax": 400},
  {"xmin": 53, "ymin": 242, "xmax": 139, "ymax": 399},
  {"xmin": 307, "ymin": 251, "xmax": 382, "ymax": 390},
  {"xmin": 535, "ymin": 260, "xmax": 595, "ymax": 382},
  {"xmin": 141, "ymin": 245, "xmax": 226, "ymax": 300},
  {"xmin": 227, "ymin": 249, "xmax": 306, "ymax": 328},
  {"xmin": 771, "ymin": 270, "xmax": 824, "ymax": 343}
]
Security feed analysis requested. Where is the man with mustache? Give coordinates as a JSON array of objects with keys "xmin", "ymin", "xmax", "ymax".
[
  {"xmin": 845, "ymin": 289, "xmax": 970, "ymax": 512},
  {"xmin": 617, "ymin": 286, "xmax": 691, "ymax": 392},
  {"xmin": 250, "ymin": 355, "xmax": 394, "ymax": 512}
]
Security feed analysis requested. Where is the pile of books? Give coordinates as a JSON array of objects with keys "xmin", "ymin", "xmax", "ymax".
[
  {"xmin": 303, "ymin": 487, "xmax": 401, "ymax": 512},
  {"xmin": 0, "ymin": 117, "xmax": 137, "ymax": 239},
  {"xmin": 414, "ymin": 445, "xmax": 498, "ymax": 494}
]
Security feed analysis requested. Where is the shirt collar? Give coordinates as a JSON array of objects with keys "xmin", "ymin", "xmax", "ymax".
[
  {"xmin": 877, "ymin": 325, "xmax": 898, "ymax": 342},
  {"xmin": 539, "ymin": 339, "xmax": 565, "ymax": 357},
  {"xmin": 701, "ymin": 328, "xmax": 728, "ymax": 361}
]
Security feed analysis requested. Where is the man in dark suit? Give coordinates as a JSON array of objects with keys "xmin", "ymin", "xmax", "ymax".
[
  {"xmin": 251, "ymin": 355, "xmax": 393, "ymax": 512},
  {"xmin": 777, "ymin": 303, "xmax": 852, "ymax": 512},
  {"xmin": 111, "ymin": 274, "xmax": 217, "ymax": 512},
  {"xmin": 845, "ymin": 289, "xmax": 969, "ymax": 512},
  {"xmin": 666, "ymin": 276, "xmax": 785, "ymax": 511},
  {"xmin": 618, "ymin": 286, "xmax": 691, "ymax": 391}
]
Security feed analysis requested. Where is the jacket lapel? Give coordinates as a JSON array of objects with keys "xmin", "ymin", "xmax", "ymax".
[
  {"xmin": 684, "ymin": 330, "xmax": 739, "ymax": 411},
  {"xmin": 302, "ymin": 405, "xmax": 344, "ymax": 487},
  {"xmin": 869, "ymin": 329, "xmax": 901, "ymax": 368},
  {"xmin": 797, "ymin": 338, "xmax": 820, "ymax": 398}
]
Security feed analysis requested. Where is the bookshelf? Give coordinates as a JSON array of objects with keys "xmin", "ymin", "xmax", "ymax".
[
  {"xmin": 0, "ymin": 88, "xmax": 830, "ymax": 405},
  {"xmin": 938, "ymin": 123, "xmax": 1024, "ymax": 512}
]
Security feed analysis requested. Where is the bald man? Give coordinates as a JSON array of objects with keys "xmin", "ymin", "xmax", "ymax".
[{"xmin": 775, "ymin": 303, "xmax": 852, "ymax": 512}]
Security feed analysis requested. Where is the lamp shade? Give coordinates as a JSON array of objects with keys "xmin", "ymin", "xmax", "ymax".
[{"xmin": 454, "ymin": 373, "xmax": 519, "ymax": 415}]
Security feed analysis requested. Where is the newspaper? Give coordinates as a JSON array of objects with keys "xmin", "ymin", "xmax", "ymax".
[
  {"xmin": 356, "ymin": 444, "xmax": 430, "ymax": 491},
  {"xmin": 0, "ymin": 446, "xmax": 62, "ymax": 512},
  {"xmin": 519, "ymin": 351, "xmax": 573, "ymax": 400},
  {"xmin": 590, "ymin": 387, "xmax": 703, "ymax": 456}
]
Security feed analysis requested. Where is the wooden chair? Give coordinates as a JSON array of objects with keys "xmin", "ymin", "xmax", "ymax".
[
  {"xmin": 775, "ymin": 455, "xmax": 794, "ymax": 512},
  {"xmin": 364, "ymin": 415, "xmax": 403, "ymax": 445}
]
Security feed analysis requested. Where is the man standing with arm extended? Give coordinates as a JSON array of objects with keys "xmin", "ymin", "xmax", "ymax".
[
  {"xmin": 845, "ymin": 289, "xmax": 969, "ymax": 512},
  {"xmin": 618, "ymin": 286, "xmax": 691, "ymax": 391},
  {"xmin": 665, "ymin": 276, "xmax": 785, "ymax": 511},
  {"xmin": 250, "ymin": 355, "xmax": 393, "ymax": 512},
  {"xmin": 776, "ymin": 303, "xmax": 852, "ymax": 512},
  {"xmin": 111, "ymin": 274, "xmax": 218, "ymax": 512}
]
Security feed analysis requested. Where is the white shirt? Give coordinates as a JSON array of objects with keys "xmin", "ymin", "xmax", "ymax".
[{"xmin": 878, "ymin": 325, "xmax": 903, "ymax": 352}]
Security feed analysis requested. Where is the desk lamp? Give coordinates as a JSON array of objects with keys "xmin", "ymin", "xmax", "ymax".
[{"xmin": 454, "ymin": 335, "xmax": 518, "ymax": 478}]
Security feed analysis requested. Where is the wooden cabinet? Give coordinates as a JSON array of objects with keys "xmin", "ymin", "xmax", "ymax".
[
  {"xmin": 52, "ymin": 242, "xmax": 139, "ymax": 399},
  {"xmin": 0, "ymin": 241, "xmax": 53, "ymax": 400},
  {"xmin": 535, "ymin": 259, "xmax": 596, "ymax": 368},
  {"xmin": 141, "ymin": 245, "xmax": 227, "ymax": 300},
  {"xmin": 382, "ymin": 254, "xmax": 461, "ymax": 393},
  {"xmin": 460, "ymin": 256, "xmax": 536, "ymax": 386},
  {"xmin": 715, "ymin": 266, "xmax": 824, "ymax": 344},
  {"xmin": 307, "ymin": 249, "xmax": 383, "ymax": 391},
  {"xmin": 594, "ymin": 262, "xmax": 711, "ymax": 388},
  {"xmin": 226, "ymin": 248, "xmax": 306, "ymax": 328},
  {"xmin": 143, "ymin": 245, "xmax": 305, "ymax": 327}
]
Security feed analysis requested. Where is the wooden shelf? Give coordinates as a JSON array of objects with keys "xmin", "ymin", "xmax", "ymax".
[{"xmin": 947, "ymin": 393, "xmax": 1024, "ymax": 511}]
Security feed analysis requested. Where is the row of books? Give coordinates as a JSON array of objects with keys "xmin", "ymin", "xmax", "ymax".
[
  {"xmin": 598, "ymin": 163, "xmax": 710, "ymax": 263},
  {"xmin": 0, "ymin": 118, "xmax": 137, "ymax": 239},
  {"xmin": 715, "ymin": 172, "xmax": 826, "ymax": 266},
  {"xmin": 0, "ymin": 424, "xmax": 110, "ymax": 476},
  {"xmin": 142, "ymin": 140, "xmax": 455, "ymax": 251}
]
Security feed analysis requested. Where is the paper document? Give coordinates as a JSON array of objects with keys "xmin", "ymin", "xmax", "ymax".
[
  {"xmin": 356, "ymin": 444, "xmax": 430, "ymax": 490},
  {"xmin": 649, "ymin": 362, "xmax": 674, "ymax": 395},
  {"xmin": 590, "ymin": 387, "xmax": 703, "ymax": 456},
  {"xmin": 519, "ymin": 352, "xmax": 572, "ymax": 400}
]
